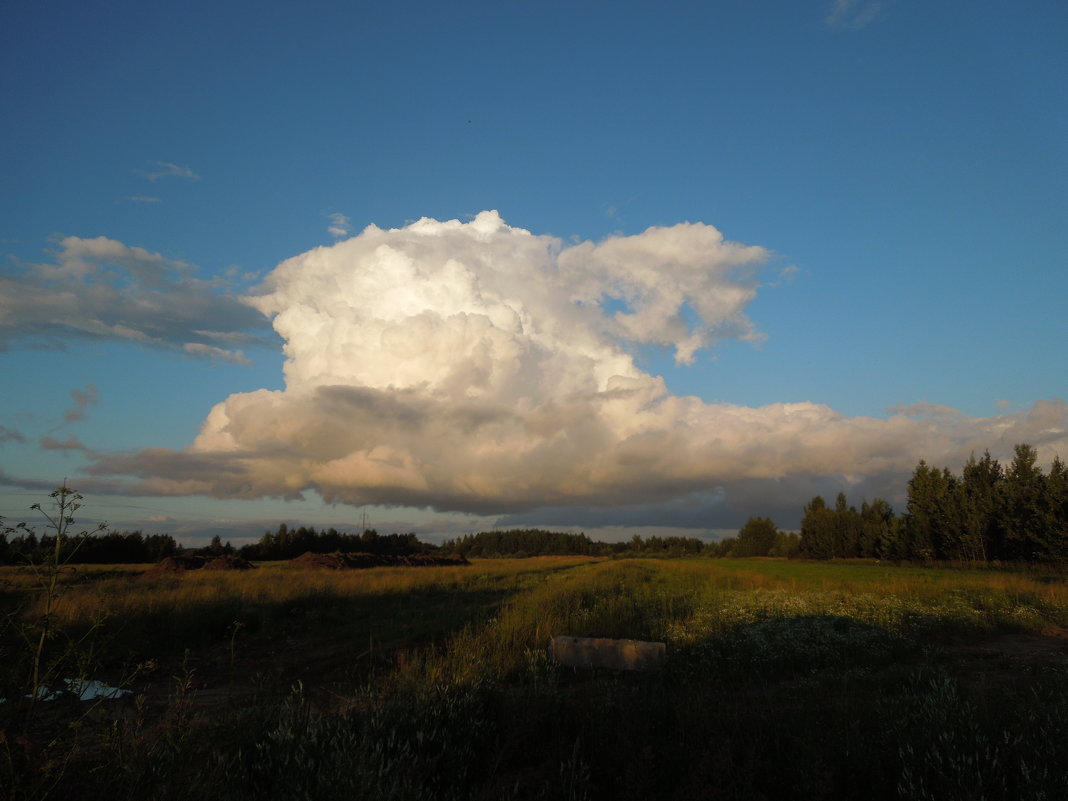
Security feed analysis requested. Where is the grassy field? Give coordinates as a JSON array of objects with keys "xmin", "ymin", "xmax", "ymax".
[{"xmin": 3, "ymin": 557, "xmax": 1068, "ymax": 800}]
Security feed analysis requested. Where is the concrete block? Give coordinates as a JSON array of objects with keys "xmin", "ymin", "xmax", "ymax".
[{"xmin": 550, "ymin": 635, "xmax": 666, "ymax": 671}]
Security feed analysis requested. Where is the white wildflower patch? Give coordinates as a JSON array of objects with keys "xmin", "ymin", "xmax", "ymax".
[{"xmin": 663, "ymin": 586, "xmax": 1055, "ymax": 676}]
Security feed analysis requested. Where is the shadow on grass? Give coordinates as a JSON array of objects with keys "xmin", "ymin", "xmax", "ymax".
[
  {"xmin": 673, "ymin": 613, "xmax": 920, "ymax": 681},
  {"xmin": 102, "ymin": 584, "xmax": 518, "ymax": 671},
  {"xmin": 8, "ymin": 573, "xmax": 1068, "ymax": 801}
]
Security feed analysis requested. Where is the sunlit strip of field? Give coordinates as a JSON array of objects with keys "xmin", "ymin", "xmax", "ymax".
[
  {"xmin": 4, "ymin": 557, "xmax": 1065, "ymax": 662},
  {"xmin": 6, "ymin": 556, "xmax": 1068, "ymax": 800},
  {"xmin": 387, "ymin": 558, "xmax": 1068, "ymax": 686},
  {"xmin": 0, "ymin": 556, "xmax": 604, "ymax": 659}
]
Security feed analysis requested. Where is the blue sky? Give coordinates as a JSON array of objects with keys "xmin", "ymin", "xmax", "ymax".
[{"xmin": 2, "ymin": 0, "xmax": 1066, "ymax": 545}]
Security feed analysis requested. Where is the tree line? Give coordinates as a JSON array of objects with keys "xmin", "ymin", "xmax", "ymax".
[
  {"xmin": 2, "ymin": 443, "xmax": 1062, "ymax": 565},
  {"xmin": 712, "ymin": 518, "xmax": 802, "ymax": 559},
  {"xmin": 236, "ymin": 523, "xmax": 436, "ymax": 561},
  {"xmin": 795, "ymin": 444, "xmax": 1068, "ymax": 562},
  {"xmin": 0, "ymin": 523, "xmax": 727, "ymax": 564},
  {"xmin": 0, "ymin": 523, "xmax": 437, "ymax": 565},
  {"xmin": 437, "ymin": 529, "xmax": 715, "ymax": 558},
  {"xmin": 436, "ymin": 443, "xmax": 1065, "ymax": 563},
  {"xmin": 0, "ymin": 529, "xmax": 179, "ymax": 565}
]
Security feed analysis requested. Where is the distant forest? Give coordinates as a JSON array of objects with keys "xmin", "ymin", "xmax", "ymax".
[
  {"xmin": 796, "ymin": 444, "xmax": 1068, "ymax": 563},
  {"xmin": 1, "ymin": 443, "xmax": 1065, "ymax": 565},
  {"xmin": 437, "ymin": 529, "xmax": 710, "ymax": 559},
  {"xmin": 237, "ymin": 525, "xmax": 436, "ymax": 561},
  {"xmin": 0, "ymin": 529, "xmax": 179, "ymax": 566}
]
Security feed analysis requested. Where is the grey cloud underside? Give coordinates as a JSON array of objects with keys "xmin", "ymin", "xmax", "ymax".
[
  {"xmin": 495, "ymin": 480, "xmax": 857, "ymax": 531},
  {"xmin": 85, "ymin": 387, "xmax": 1068, "ymax": 518}
]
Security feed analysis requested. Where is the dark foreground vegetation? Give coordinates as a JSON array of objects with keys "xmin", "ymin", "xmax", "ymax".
[{"xmin": 4, "ymin": 517, "xmax": 1068, "ymax": 799}]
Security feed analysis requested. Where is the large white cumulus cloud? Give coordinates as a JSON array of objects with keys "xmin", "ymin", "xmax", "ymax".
[
  {"xmin": 245, "ymin": 209, "xmax": 763, "ymax": 396},
  {"xmin": 90, "ymin": 212, "xmax": 1068, "ymax": 518}
]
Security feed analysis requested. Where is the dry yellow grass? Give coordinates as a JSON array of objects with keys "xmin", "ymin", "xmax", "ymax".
[{"xmin": 1, "ymin": 555, "xmax": 601, "ymax": 631}]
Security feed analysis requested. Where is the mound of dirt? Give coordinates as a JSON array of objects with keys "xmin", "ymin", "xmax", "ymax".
[
  {"xmin": 150, "ymin": 555, "xmax": 207, "ymax": 573},
  {"xmin": 146, "ymin": 554, "xmax": 257, "ymax": 575},
  {"xmin": 202, "ymin": 555, "xmax": 257, "ymax": 570},
  {"xmin": 403, "ymin": 554, "xmax": 471, "ymax": 567},
  {"xmin": 291, "ymin": 551, "xmax": 470, "ymax": 569},
  {"xmin": 291, "ymin": 551, "xmax": 351, "ymax": 569}
]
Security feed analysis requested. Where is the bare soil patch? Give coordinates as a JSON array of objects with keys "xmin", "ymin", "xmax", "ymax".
[
  {"xmin": 291, "ymin": 551, "xmax": 470, "ymax": 569},
  {"xmin": 944, "ymin": 624, "xmax": 1068, "ymax": 661},
  {"xmin": 203, "ymin": 555, "xmax": 256, "ymax": 570},
  {"xmin": 144, "ymin": 554, "xmax": 256, "ymax": 575}
]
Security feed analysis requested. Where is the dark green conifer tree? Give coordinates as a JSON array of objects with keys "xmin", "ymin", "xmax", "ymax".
[
  {"xmin": 903, "ymin": 461, "xmax": 956, "ymax": 560},
  {"xmin": 958, "ymin": 451, "xmax": 1003, "ymax": 562},
  {"xmin": 735, "ymin": 517, "xmax": 780, "ymax": 557},
  {"xmin": 859, "ymin": 498, "xmax": 896, "ymax": 559},
  {"xmin": 800, "ymin": 496, "xmax": 836, "ymax": 558},
  {"xmin": 1000, "ymin": 444, "xmax": 1047, "ymax": 560}
]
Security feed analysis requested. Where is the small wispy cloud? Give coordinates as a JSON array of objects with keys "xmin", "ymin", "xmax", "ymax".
[
  {"xmin": 138, "ymin": 161, "xmax": 201, "ymax": 181},
  {"xmin": 765, "ymin": 263, "xmax": 801, "ymax": 288},
  {"xmin": 826, "ymin": 0, "xmax": 883, "ymax": 29},
  {"xmin": 182, "ymin": 342, "xmax": 252, "ymax": 365},
  {"xmin": 602, "ymin": 195, "xmax": 639, "ymax": 228},
  {"xmin": 128, "ymin": 195, "xmax": 162, "ymax": 204},
  {"xmin": 40, "ymin": 435, "xmax": 89, "ymax": 452},
  {"xmin": 64, "ymin": 384, "xmax": 99, "ymax": 423},
  {"xmin": 0, "ymin": 425, "xmax": 27, "ymax": 444},
  {"xmin": 328, "ymin": 212, "xmax": 352, "ymax": 239}
]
